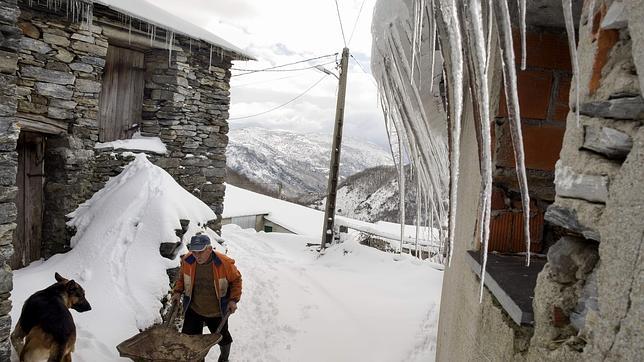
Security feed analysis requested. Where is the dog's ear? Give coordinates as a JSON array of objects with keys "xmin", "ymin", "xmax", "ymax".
[
  {"xmin": 66, "ymin": 280, "xmax": 78, "ymax": 290},
  {"xmin": 54, "ymin": 272, "xmax": 68, "ymax": 283}
]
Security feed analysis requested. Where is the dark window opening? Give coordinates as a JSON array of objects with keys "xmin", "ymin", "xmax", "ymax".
[{"xmin": 264, "ymin": 225, "xmax": 273, "ymax": 233}]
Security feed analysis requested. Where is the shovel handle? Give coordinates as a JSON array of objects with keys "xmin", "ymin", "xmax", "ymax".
[
  {"xmin": 163, "ymin": 298, "xmax": 180, "ymax": 327},
  {"xmin": 215, "ymin": 311, "xmax": 231, "ymax": 334}
]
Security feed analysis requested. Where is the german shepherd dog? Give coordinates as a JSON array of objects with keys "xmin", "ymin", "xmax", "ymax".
[{"xmin": 11, "ymin": 272, "xmax": 91, "ymax": 362}]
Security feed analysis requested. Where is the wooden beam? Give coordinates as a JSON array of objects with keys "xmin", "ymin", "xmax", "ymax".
[{"xmin": 16, "ymin": 113, "xmax": 67, "ymax": 135}]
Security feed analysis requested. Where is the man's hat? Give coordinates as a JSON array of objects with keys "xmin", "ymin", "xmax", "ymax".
[{"xmin": 188, "ymin": 234, "xmax": 211, "ymax": 251}]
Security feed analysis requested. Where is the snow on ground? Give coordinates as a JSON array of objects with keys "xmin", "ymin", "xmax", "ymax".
[
  {"xmin": 213, "ymin": 225, "xmax": 442, "ymax": 362},
  {"xmin": 10, "ymin": 157, "xmax": 442, "ymax": 361}
]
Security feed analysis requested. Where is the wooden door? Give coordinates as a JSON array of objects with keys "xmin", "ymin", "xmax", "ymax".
[
  {"xmin": 98, "ymin": 45, "xmax": 145, "ymax": 142},
  {"xmin": 11, "ymin": 132, "xmax": 45, "ymax": 269}
]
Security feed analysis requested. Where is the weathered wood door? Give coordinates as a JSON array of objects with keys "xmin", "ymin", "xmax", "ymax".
[
  {"xmin": 11, "ymin": 132, "xmax": 45, "ymax": 269},
  {"xmin": 98, "ymin": 45, "xmax": 145, "ymax": 142}
]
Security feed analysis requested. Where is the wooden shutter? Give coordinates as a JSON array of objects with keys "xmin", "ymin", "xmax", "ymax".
[
  {"xmin": 11, "ymin": 132, "xmax": 45, "ymax": 269},
  {"xmin": 98, "ymin": 45, "xmax": 145, "ymax": 142}
]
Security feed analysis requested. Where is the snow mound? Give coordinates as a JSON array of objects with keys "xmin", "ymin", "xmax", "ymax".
[{"xmin": 11, "ymin": 154, "xmax": 218, "ymax": 361}]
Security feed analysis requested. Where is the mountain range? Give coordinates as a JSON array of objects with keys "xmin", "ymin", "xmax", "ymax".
[{"xmin": 226, "ymin": 127, "xmax": 394, "ymax": 198}]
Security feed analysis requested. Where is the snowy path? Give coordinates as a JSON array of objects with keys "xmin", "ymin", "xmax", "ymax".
[{"xmin": 210, "ymin": 225, "xmax": 442, "ymax": 362}]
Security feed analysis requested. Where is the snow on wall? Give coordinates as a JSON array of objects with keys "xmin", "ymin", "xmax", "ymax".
[{"xmin": 94, "ymin": 131, "xmax": 167, "ymax": 154}]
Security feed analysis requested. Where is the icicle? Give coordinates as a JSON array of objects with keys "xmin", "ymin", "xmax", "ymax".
[
  {"xmin": 415, "ymin": 165, "xmax": 422, "ymax": 259},
  {"xmin": 398, "ymin": 129, "xmax": 405, "ymax": 254},
  {"xmin": 435, "ymin": 0, "xmax": 464, "ymax": 266},
  {"xmin": 427, "ymin": 0, "xmax": 437, "ymax": 92},
  {"xmin": 209, "ymin": 44, "xmax": 213, "ymax": 72},
  {"xmin": 563, "ymin": 0, "xmax": 580, "ymax": 127},
  {"xmin": 167, "ymin": 31, "xmax": 174, "ymax": 67},
  {"xmin": 411, "ymin": 0, "xmax": 426, "ymax": 82},
  {"xmin": 493, "ymin": 0, "xmax": 531, "ymax": 266},
  {"xmin": 150, "ymin": 24, "xmax": 156, "ymax": 45},
  {"xmin": 463, "ymin": 0, "xmax": 494, "ymax": 302},
  {"xmin": 189, "ymin": 38, "xmax": 192, "ymax": 55},
  {"xmin": 587, "ymin": 0, "xmax": 596, "ymax": 25},
  {"xmin": 128, "ymin": 16, "xmax": 132, "ymax": 44},
  {"xmin": 485, "ymin": 0, "xmax": 493, "ymax": 74},
  {"xmin": 518, "ymin": 0, "xmax": 526, "ymax": 70}
]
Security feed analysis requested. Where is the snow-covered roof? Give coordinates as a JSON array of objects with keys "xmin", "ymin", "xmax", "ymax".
[{"xmin": 94, "ymin": 0, "xmax": 254, "ymax": 60}]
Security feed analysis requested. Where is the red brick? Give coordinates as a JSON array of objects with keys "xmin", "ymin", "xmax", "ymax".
[
  {"xmin": 512, "ymin": 30, "xmax": 572, "ymax": 71},
  {"xmin": 488, "ymin": 210, "xmax": 544, "ymax": 253},
  {"xmin": 496, "ymin": 123, "xmax": 565, "ymax": 171},
  {"xmin": 498, "ymin": 70, "xmax": 554, "ymax": 120},
  {"xmin": 552, "ymin": 76, "xmax": 571, "ymax": 122},
  {"xmin": 552, "ymin": 306, "xmax": 569, "ymax": 328},
  {"xmin": 491, "ymin": 187, "xmax": 507, "ymax": 210},
  {"xmin": 589, "ymin": 28, "xmax": 619, "ymax": 96}
]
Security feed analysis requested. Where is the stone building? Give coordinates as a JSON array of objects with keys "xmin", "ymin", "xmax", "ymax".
[
  {"xmin": 373, "ymin": 0, "xmax": 642, "ymax": 360},
  {"xmin": 0, "ymin": 0, "xmax": 251, "ymax": 357}
]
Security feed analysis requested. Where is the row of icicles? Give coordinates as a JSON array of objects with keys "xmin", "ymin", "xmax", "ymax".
[
  {"xmin": 21, "ymin": 0, "xmax": 228, "ymax": 71},
  {"xmin": 383, "ymin": 0, "xmax": 583, "ymax": 301}
]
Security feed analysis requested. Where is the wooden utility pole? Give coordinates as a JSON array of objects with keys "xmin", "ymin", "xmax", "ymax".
[{"xmin": 320, "ymin": 47, "xmax": 349, "ymax": 250}]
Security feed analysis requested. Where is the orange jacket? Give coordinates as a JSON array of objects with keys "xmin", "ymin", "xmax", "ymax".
[{"xmin": 174, "ymin": 250, "xmax": 242, "ymax": 315}]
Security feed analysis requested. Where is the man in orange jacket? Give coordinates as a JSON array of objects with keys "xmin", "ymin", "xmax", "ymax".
[{"xmin": 172, "ymin": 234, "xmax": 242, "ymax": 362}]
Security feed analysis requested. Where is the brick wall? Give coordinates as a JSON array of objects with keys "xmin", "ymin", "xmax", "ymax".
[{"xmin": 490, "ymin": 30, "xmax": 571, "ymax": 253}]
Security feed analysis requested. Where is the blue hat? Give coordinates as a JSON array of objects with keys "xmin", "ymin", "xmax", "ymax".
[{"xmin": 188, "ymin": 234, "xmax": 211, "ymax": 251}]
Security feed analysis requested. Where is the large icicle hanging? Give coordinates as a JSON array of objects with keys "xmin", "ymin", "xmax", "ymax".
[
  {"xmin": 427, "ymin": 0, "xmax": 437, "ymax": 92},
  {"xmin": 463, "ymin": 0, "xmax": 493, "ymax": 302},
  {"xmin": 435, "ymin": 0, "xmax": 464, "ymax": 266},
  {"xmin": 398, "ymin": 129, "xmax": 405, "ymax": 254},
  {"xmin": 493, "ymin": 0, "xmax": 531, "ymax": 266},
  {"xmin": 563, "ymin": 0, "xmax": 580, "ymax": 127},
  {"xmin": 167, "ymin": 31, "xmax": 175, "ymax": 67},
  {"xmin": 518, "ymin": 0, "xmax": 527, "ymax": 70}
]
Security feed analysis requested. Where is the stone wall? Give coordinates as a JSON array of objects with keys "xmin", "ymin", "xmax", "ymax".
[
  {"xmin": 141, "ymin": 40, "xmax": 230, "ymax": 228},
  {"xmin": 13, "ymin": 4, "xmax": 232, "ymax": 254},
  {"xmin": 532, "ymin": 1, "xmax": 643, "ymax": 360},
  {"xmin": 17, "ymin": 5, "xmax": 105, "ymax": 256},
  {"xmin": 0, "ymin": 0, "xmax": 19, "ymax": 358}
]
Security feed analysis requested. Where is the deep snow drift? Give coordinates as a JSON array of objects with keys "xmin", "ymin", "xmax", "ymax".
[{"xmin": 11, "ymin": 155, "xmax": 442, "ymax": 361}]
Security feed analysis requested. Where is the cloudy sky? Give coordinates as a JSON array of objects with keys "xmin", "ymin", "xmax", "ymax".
[{"xmin": 153, "ymin": 0, "xmax": 389, "ymax": 149}]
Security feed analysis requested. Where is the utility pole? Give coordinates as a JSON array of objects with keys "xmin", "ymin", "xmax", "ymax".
[{"xmin": 320, "ymin": 47, "xmax": 349, "ymax": 250}]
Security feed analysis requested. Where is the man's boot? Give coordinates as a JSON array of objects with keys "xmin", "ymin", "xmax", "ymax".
[{"xmin": 218, "ymin": 343, "xmax": 231, "ymax": 362}]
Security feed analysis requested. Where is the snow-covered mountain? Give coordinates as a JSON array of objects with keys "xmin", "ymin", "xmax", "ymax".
[
  {"xmin": 226, "ymin": 127, "xmax": 393, "ymax": 197},
  {"xmin": 311, "ymin": 165, "xmax": 428, "ymax": 225}
]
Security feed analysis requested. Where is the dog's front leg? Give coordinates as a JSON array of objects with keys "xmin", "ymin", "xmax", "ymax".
[
  {"xmin": 62, "ymin": 353, "xmax": 71, "ymax": 362},
  {"xmin": 10, "ymin": 323, "xmax": 26, "ymax": 355}
]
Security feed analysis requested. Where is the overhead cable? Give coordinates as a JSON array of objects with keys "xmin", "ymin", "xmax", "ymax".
[
  {"xmin": 334, "ymin": 0, "xmax": 348, "ymax": 47},
  {"xmin": 231, "ymin": 53, "xmax": 337, "ymax": 77},
  {"xmin": 347, "ymin": 0, "xmax": 367, "ymax": 46},
  {"xmin": 229, "ymin": 75, "xmax": 330, "ymax": 120}
]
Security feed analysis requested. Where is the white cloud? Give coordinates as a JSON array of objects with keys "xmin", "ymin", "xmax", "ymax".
[{"xmin": 151, "ymin": 0, "xmax": 388, "ymax": 149}]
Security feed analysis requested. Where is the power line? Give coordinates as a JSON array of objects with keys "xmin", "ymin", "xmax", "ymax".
[
  {"xmin": 233, "ymin": 73, "xmax": 310, "ymax": 88},
  {"xmin": 334, "ymin": 0, "xmax": 347, "ymax": 47},
  {"xmin": 347, "ymin": 0, "xmax": 367, "ymax": 46},
  {"xmin": 231, "ymin": 53, "xmax": 337, "ymax": 77},
  {"xmin": 229, "ymin": 75, "xmax": 330, "ymax": 120},
  {"xmin": 232, "ymin": 60, "xmax": 337, "ymax": 77},
  {"xmin": 350, "ymin": 54, "xmax": 378, "ymax": 87}
]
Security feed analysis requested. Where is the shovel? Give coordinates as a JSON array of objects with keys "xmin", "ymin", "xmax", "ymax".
[{"xmin": 116, "ymin": 300, "xmax": 231, "ymax": 362}]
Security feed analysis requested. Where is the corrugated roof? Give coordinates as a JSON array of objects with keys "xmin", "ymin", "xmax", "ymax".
[{"xmin": 94, "ymin": 0, "xmax": 254, "ymax": 60}]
